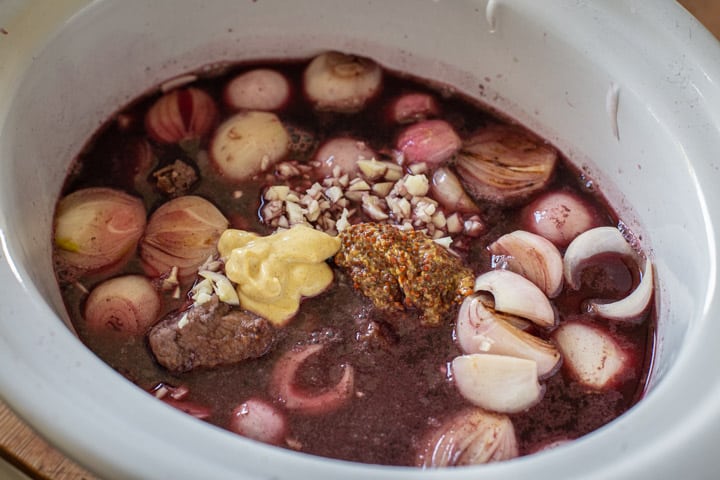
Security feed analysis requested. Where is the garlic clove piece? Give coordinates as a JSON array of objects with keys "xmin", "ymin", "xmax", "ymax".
[
  {"xmin": 474, "ymin": 270, "xmax": 556, "ymax": 327},
  {"xmin": 210, "ymin": 111, "xmax": 289, "ymax": 182},
  {"xmin": 488, "ymin": 230, "xmax": 564, "ymax": 298},
  {"xmin": 304, "ymin": 51, "xmax": 382, "ymax": 113},
  {"xmin": 553, "ymin": 321, "xmax": 628, "ymax": 390},
  {"xmin": 451, "ymin": 354, "xmax": 543, "ymax": 413},
  {"xmin": 430, "ymin": 167, "xmax": 480, "ymax": 214},
  {"xmin": 564, "ymin": 226, "xmax": 654, "ymax": 321},
  {"xmin": 416, "ymin": 408, "xmax": 518, "ymax": 467},
  {"xmin": 456, "ymin": 294, "xmax": 561, "ymax": 378}
]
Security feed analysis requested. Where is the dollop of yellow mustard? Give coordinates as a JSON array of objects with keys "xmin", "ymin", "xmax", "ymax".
[{"xmin": 218, "ymin": 225, "xmax": 341, "ymax": 325}]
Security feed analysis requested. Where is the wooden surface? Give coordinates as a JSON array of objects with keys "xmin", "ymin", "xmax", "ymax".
[{"xmin": 0, "ymin": 2, "xmax": 718, "ymax": 479}]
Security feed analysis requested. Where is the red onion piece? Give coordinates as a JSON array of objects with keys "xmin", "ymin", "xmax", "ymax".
[
  {"xmin": 140, "ymin": 195, "xmax": 229, "ymax": 280},
  {"xmin": 224, "ymin": 69, "xmax": 291, "ymax": 112},
  {"xmin": 54, "ymin": 187, "xmax": 146, "ymax": 273},
  {"xmin": 84, "ymin": 275, "xmax": 161, "ymax": 336},
  {"xmin": 269, "ymin": 343, "xmax": 354, "ymax": 415},
  {"xmin": 145, "ymin": 87, "xmax": 218, "ymax": 144},
  {"xmin": 396, "ymin": 119, "xmax": 462, "ymax": 167},
  {"xmin": 229, "ymin": 398, "xmax": 287, "ymax": 445},
  {"xmin": 522, "ymin": 190, "xmax": 602, "ymax": 248}
]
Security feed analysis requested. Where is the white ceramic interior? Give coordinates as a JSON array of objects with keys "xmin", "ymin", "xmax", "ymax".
[{"xmin": 1, "ymin": 1, "xmax": 720, "ymax": 479}]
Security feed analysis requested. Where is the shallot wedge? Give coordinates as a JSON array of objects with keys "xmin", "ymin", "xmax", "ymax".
[
  {"xmin": 488, "ymin": 230, "xmax": 564, "ymax": 298},
  {"xmin": 430, "ymin": 167, "xmax": 480, "ymax": 213},
  {"xmin": 456, "ymin": 294, "xmax": 561, "ymax": 378},
  {"xmin": 553, "ymin": 321, "xmax": 628, "ymax": 390},
  {"xmin": 474, "ymin": 270, "xmax": 556, "ymax": 327},
  {"xmin": 269, "ymin": 343, "xmax": 354, "ymax": 415},
  {"xmin": 229, "ymin": 398, "xmax": 287, "ymax": 446},
  {"xmin": 452, "ymin": 354, "xmax": 543, "ymax": 413},
  {"xmin": 416, "ymin": 408, "xmax": 518, "ymax": 467},
  {"xmin": 304, "ymin": 51, "xmax": 382, "ymax": 112},
  {"xmin": 564, "ymin": 226, "xmax": 654, "ymax": 321}
]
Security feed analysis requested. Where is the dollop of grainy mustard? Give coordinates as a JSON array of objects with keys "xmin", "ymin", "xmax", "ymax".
[
  {"xmin": 218, "ymin": 225, "xmax": 340, "ymax": 325},
  {"xmin": 334, "ymin": 223, "xmax": 474, "ymax": 326}
]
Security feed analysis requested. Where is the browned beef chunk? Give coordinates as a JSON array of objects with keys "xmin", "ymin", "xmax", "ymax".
[{"xmin": 148, "ymin": 297, "xmax": 274, "ymax": 373}]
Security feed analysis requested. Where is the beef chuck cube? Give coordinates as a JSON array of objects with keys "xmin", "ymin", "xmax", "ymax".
[{"xmin": 149, "ymin": 297, "xmax": 275, "ymax": 373}]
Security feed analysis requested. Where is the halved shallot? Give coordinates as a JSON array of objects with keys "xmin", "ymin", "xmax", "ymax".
[
  {"xmin": 210, "ymin": 111, "xmax": 289, "ymax": 182},
  {"xmin": 564, "ymin": 226, "xmax": 654, "ymax": 321},
  {"xmin": 488, "ymin": 230, "xmax": 564, "ymax": 298},
  {"xmin": 522, "ymin": 190, "xmax": 602, "ymax": 248},
  {"xmin": 304, "ymin": 51, "xmax": 382, "ymax": 112},
  {"xmin": 474, "ymin": 270, "xmax": 556, "ymax": 327},
  {"xmin": 224, "ymin": 69, "xmax": 291, "ymax": 112},
  {"xmin": 396, "ymin": 119, "xmax": 462, "ymax": 167},
  {"xmin": 451, "ymin": 354, "xmax": 543, "ymax": 413},
  {"xmin": 430, "ymin": 167, "xmax": 480, "ymax": 213},
  {"xmin": 54, "ymin": 187, "xmax": 146, "ymax": 273},
  {"xmin": 145, "ymin": 87, "xmax": 218, "ymax": 144},
  {"xmin": 84, "ymin": 275, "xmax": 161, "ymax": 336},
  {"xmin": 455, "ymin": 294, "xmax": 561, "ymax": 378},
  {"xmin": 553, "ymin": 321, "xmax": 629, "ymax": 390},
  {"xmin": 455, "ymin": 124, "xmax": 557, "ymax": 204},
  {"xmin": 229, "ymin": 398, "xmax": 288, "ymax": 446},
  {"xmin": 416, "ymin": 408, "xmax": 518, "ymax": 467},
  {"xmin": 140, "ymin": 195, "xmax": 229, "ymax": 280},
  {"xmin": 269, "ymin": 343, "xmax": 354, "ymax": 415},
  {"xmin": 313, "ymin": 137, "xmax": 376, "ymax": 178}
]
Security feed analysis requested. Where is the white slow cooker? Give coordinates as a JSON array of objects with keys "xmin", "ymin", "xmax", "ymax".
[{"xmin": 1, "ymin": 1, "xmax": 719, "ymax": 478}]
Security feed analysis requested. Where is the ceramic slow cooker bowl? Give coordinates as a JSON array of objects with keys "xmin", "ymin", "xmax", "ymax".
[{"xmin": 1, "ymin": 1, "xmax": 719, "ymax": 478}]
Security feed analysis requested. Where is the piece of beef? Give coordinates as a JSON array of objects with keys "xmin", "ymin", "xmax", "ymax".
[{"xmin": 148, "ymin": 297, "xmax": 274, "ymax": 373}]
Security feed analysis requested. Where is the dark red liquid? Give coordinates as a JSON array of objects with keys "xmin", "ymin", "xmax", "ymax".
[{"xmin": 54, "ymin": 58, "xmax": 655, "ymax": 466}]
